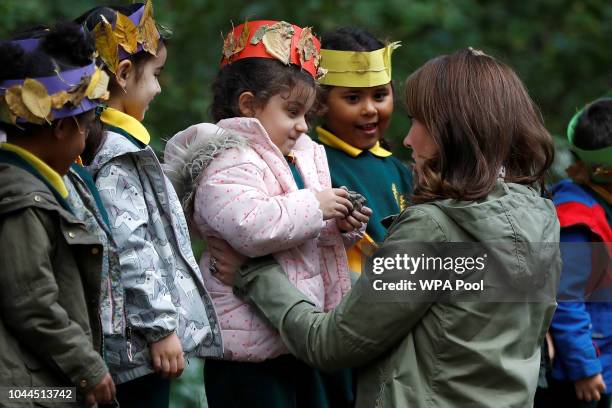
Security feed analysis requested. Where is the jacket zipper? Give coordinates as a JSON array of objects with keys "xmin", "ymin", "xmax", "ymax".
[{"xmin": 126, "ymin": 326, "xmax": 133, "ymax": 362}]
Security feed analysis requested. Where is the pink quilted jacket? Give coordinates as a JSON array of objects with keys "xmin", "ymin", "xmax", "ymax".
[{"xmin": 191, "ymin": 118, "xmax": 356, "ymax": 362}]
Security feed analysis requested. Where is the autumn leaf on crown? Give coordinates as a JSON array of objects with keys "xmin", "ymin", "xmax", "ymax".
[
  {"xmin": 114, "ymin": 12, "xmax": 138, "ymax": 54},
  {"xmin": 67, "ymin": 69, "xmax": 110, "ymax": 106},
  {"xmin": 93, "ymin": 15, "xmax": 119, "ymax": 73},
  {"xmin": 221, "ymin": 26, "xmax": 236, "ymax": 60},
  {"xmin": 21, "ymin": 79, "xmax": 52, "ymax": 123},
  {"xmin": 261, "ymin": 21, "xmax": 294, "ymax": 65},
  {"xmin": 5, "ymin": 84, "xmax": 48, "ymax": 125},
  {"xmin": 85, "ymin": 69, "xmax": 111, "ymax": 100},
  {"xmin": 0, "ymin": 101, "xmax": 16, "ymax": 125},
  {"xmin": 50, "ymin": 91, "xmax": 70, "ymax": 109},
  {"xmin": 296, "ymin": 27, "xmax": 319, "ymax": 67},
  {"xmin": 138, "ymin": 0, "xmax": 159, "ymax": 55},
  {"xmin": 233, "ymin": 19, "xmax": 250, "ymax": 55},
  {"xmin": 245, "ymin": 21, "xmax": 295, "ymax": 66},
  {"xmin": 222, "ymin": 20, "xmax": 251, "ymax": 61},
  {"xmin": 250, "ymin": 25, "xmax": 268, "ymax": 45},
  {"xmin": 67, "ymin": 75, "xmax": 92, "ymax": 107}
]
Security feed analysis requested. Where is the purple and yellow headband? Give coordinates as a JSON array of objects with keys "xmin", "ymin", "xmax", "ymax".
[
  {"xmin": 0, "ymin": 39, "xmax": 109, "ymax": 126},
  {"xmin": 90, "ymin": 0, "xmax": 161, "ymax": 74}
]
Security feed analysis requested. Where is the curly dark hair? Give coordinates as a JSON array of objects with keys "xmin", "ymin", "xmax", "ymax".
[
  {"xmin": 0, "ymin": 22, "xmax": 95, "ymax": 137},
  {"xmin": 210, "ymin": 58, "xmax": 316, "ymax": 122},
  {"xmin": 0, "ymin": 21, "xmax": 94, "ymax": 80}
]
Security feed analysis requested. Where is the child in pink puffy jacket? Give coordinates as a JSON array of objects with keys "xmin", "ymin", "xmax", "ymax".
[{"xmin": 164, "ymin": 20, "xmax": 370, "ymax": 407}]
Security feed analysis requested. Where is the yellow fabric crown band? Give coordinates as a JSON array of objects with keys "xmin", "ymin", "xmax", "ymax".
[{"xmin": 318, "ymin": 41, "xmax": 400, "ymax": 88}]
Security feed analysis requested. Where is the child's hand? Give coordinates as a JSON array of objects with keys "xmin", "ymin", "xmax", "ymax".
[
  {"xmin": 545, "ymin": 331, "xmax": 555, "ymax": 362},
  {"xmin": 207, "ymin": 236, "xmax": 247, "ymax": 286},
  {"xmin": 150, "ymin": 332, "xmax": 185, "ymax": 379},
  {"xmin": 85, "ymin": 373, "xmax": 116, "ymax": 405},
  {"xmin": 337, "ymin": 206, "xmax": 372, "ymax": 232},
  {"xmin": 575, "ymin": 373, "xmax": 606, "ymax": 401},
  {"xmin": 315, "ymin": 188, "xmax": 352, "ymax": 220}
]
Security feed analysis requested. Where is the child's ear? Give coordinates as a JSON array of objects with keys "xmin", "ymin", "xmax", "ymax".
[
  {"xmin": 115, "ymin": 60, "xmax": 134, "ymax": 90},
  {"xmin": 238, "ymin": 92, "xmax": 257, "ymax": 117},
  {"xmin": 52, "ymin": 117, "xmax": 75, "ymax": 141}
]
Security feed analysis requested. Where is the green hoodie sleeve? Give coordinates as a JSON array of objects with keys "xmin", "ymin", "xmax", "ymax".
[
  {"xmin": 0, "ymin": 208, "xmax": 108, "ymax": 392},
  {"xmin": 236, "ymin": 207, "xmax": 446, "ymax": 371}
]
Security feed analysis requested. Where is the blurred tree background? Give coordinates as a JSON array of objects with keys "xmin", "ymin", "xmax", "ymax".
[
  {"xmin": 2, "ymin": 0, "xmax": 610, "ymax": 406},
  {"xmin": 1, "ymin": 0, "xmax": 610, "ymax": 165}
]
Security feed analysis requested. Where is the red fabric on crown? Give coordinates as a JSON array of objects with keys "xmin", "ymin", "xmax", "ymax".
[{"xmin": 219, "ymin": 20, "xmax": 321, "ymax": 79}]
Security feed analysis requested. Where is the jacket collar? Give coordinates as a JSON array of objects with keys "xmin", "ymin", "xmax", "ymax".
[
  {"xmin": 0, "ymin": 142, "xmax": 68, "ymax": 198},
  {"xmin": 316, "ymin": 126, "xmax": 392, "ymax": 158},
  {"xmin": 69, "ymin": 163, "xmax": 111, "ymax": 229},
  {"xmin": 100, "ymin": 107, "xmax": 151, "ymax": 146},
  {"xmin": 218, "ymin": 117, "xmax": 313, "ymax": 155}
]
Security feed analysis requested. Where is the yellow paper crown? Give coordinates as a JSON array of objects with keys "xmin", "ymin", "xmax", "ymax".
[
  {"xmin": 318, "ymin": 41, "xmax": 400, "ymax": 88},
  {"xmin": 319, "ymin": 41, "xmax": 401, "ymax": 88}
]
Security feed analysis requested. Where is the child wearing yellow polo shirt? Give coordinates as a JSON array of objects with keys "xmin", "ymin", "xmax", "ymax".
[
  {"xmin": 0, "ymin": 22, "xmax": 115, "ymax": 405},
  {"xmin": 315, "ymin": 27, "xmax": 413, "ymax": 272},
  {"xmin": 79, "ymin": 3, "xmax": 222, "ymax": 406}
]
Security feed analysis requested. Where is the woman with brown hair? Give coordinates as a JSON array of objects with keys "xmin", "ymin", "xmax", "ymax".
[{"xmin": 217, "ymin": 48, "xmax": 561, "ymax": 407}]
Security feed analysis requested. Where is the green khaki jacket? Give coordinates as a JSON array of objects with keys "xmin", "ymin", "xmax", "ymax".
[
  {"xmin": 0, "ymin": 163, "xmax": 108, "ymax": 407},
  {"xmin": 236, "ymin": 181, "xmax": 561, "ymax": 407}
]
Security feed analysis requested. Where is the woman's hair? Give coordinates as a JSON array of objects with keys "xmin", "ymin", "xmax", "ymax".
[
  {"xmin": 405, "ymin": 48, "xmax": 554, "ymax": 203},
  {"xmin": 573, "ymin": 98, "xmax": 612, "ymax": 150},
  {"xmin": 0, "ymin": 22, "xmax": 95, "ymax": 135},
  {"xmin": 75, "ymin": 4, "xmax": 166, "ymax": 82},
  {"xmin": 210, "ymin": 58, "xmax": 315, "ymax": 122}
]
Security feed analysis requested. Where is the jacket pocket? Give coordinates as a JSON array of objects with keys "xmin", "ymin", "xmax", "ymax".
[
  {"xmin": 0, "ymin": 342, "xmax": 31, "ymax": 386},
  {"xmin": 21, "ymin": 346, "xmax": 67, "ymax": 391},
  {"xmin": 21, "ymin": 347, "xmax": 43, "ymax": 372},
  {"xmin": 21, "ymin": 349, "xmax": 44, "ymax": 391}
]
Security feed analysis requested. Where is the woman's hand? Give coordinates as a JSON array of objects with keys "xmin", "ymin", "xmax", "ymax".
[
  {"xmin": 207, "ymin": 236, "xmax": 247, "ymax": 287},
  {"xmin": 575, "ymin": 373, "xmax": 607, "ymax": 401},
  {"xmin": 337, "ymin": 206, "xmax": 372, "ymax": 232},
  {"xmin": 85, "ymin": 373, "xmax": 116, "ymax": 406},
  {"xmin": 149, "ymin": 332, "xmax": 184, "ymax": 379}
]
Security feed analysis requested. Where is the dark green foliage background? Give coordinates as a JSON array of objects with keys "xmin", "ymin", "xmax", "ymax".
[
  {"xmin": 1, "ymin": 1, "xmax": 610, "ymax": 405},
  {"xmin": 1, "ymin": 0, "xmax": 610, "ymax": 162}
]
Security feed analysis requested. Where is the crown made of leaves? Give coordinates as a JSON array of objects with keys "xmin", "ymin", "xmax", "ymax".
[
  {"xmin": 220, "ymin": 20, "xmax": 326, "ymax": 80},
  {"xmin": 90, "ymin": 0, "xmax": 160, "ymax": 74},
  {"xmin": 0, "ymin": 39, "xmax": 110, "ymax": 126}
]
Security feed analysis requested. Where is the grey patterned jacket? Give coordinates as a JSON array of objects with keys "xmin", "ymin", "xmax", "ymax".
[
  {"xmin": 88, "ymin": 129, "xmax": 222, "ymax": 384},
  {"xmin": 65, "ymin": 165, "xmax": 125, "ymax": 339}
]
